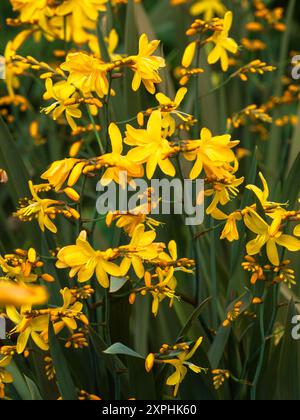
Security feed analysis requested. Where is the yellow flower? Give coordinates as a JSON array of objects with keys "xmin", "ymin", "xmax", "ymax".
[
  {"xmin": 107, "ymin": 211, "xmax": 160, "ymax": 237},
  {"xmin": 7, "ymin": 305, "xmax": 49, "ymax": 354},
  {"xmin": 106, "ymin": 188, "xmax": 161, "ymax": 236},
  {"xmin": 0, "ymin": 281, "xmax": 48, "ymax": 307},
  {"xmin": 43, "ymin": 79, "xmax": 82, "ymax": 130},
  {"xmin": 183, "ymin": 128, "xmax": 239, "ymax": 180},
  {"xmin": 45, "ymin": 288, "xmax": 86, "ymax": 335},
  {"xmin": 120, "ymin": 224, "xmax": 164, "ymax": 278},
  {"xmin": 61, "ymin": 52, "xmax": 110, "ymax": 98},
  {"xmin": 190, "ymin": 0, "xmax": 226, "ymax": 20},
  {"xmin": 4, "ymin": 30, "xmax": 31, "ymax": 97},
  {"xmin": 155, "ymin": 88, "xmax": 188, "ymax": 135},
  {"xmin": 206, "ymin": 175, "xmax": 244, "ymax": 214},
  {"xmin": 0, "ymin": 248, "xmax": 39, "ymax": 283},
  {"xmin": 10, "ymin": 0, "xmax": 49, "ymax": 22},
  {"xmin": 56, "ymin": 231, "xmax": 122, "ymax": 288},
  {"xmin": 245, "ymin": 209, "xmax": 300, "ymax": 266},
  {"xmin": 41, "ymin": 158, "xmax": 83, "ymax": 192},
  {"xmin": 145, "ymin": 268, "xmax": 177, "ymax": 317},
  {"xmin": 14, "ymin": 181, "xmax": 62, "ymax": 233},
  {"xmin": 163, "ymin": 337, "xmax": 205, "ymax": 396},
  {"xmin": 212, "ymin": 209, "xmax": 242, "ymax": 242},
  {"xmin": 207, "ymin": 11, "xmax": 238, "ymax": 71},
  {"xmin": 55, "ymin": 0, "xmax": 107, "ymax": 44},
  {"xmin": 246, "ymin": 172, "xmax": 286, "ymax": 219},
  {"xmin": 126, "ymin": 34, "xmax": 166, "ymax": 94},
  {"xmin": 14, "ymin": 181, "xmax": 79, "ymax": 233},
  {"xmin": 100, "ymin": 123, "xmax": 144, "ymax": 189},
  {"xmin": 125, "ymin": 110, "xmax": 177, "ymax": 179}
]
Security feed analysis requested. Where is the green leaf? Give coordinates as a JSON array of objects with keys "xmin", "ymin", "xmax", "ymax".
[
  {"xmin": 177, "ymin": 297, "xmax": 212, "ymax": 340},
  {"xmin": 0, "ymin": 116, "xmax": 30, "ymax": 203},
  {"xmin": 0, "ymin": 116, "xmax": 42, "ymax": 246},
  {"xmin": 48, "ymin": 321, "xmax": 77, "ymax": 400},
  {"xmin": 89, "ymin": 327, "xmax": 131, "ymax": 399},
  {"xmin": 127, "ymin": 357, "xmax": 156, "ymax": 400},
  {"xmin": 124, "ymin": 0, "xmax": 142, "ymax": 117},
  {"xmin": 6, "ymin": 362, "xmax": 32, "ymax": 400},
  {"xmin": 24, "ymin": 376, "xmax": 43, "ymax": 400},
  {"xmin": 208, "ymin": 291, "xmax": 253, "ymax": 368},
  {"xmin": 104, "ymin": 343, "xmax": 144, "ymax": 359},
  {"xmin": 110, "ymin": 277, "xmax": 128, "ymax": 293},
  {"xmin": 284, "ymin": 150, "xmax": 300, "ymax": 207},
  {"xmin": 274, "ymin": 299, "xmax": 300, "ymax": 400},
  {"xmin": 97, "ymin": 16, "xmax": 111, "ymax": 63}
]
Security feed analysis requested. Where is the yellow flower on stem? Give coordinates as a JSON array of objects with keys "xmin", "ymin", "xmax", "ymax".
[
  {"xmin": 55, "ymin": 0, "xmax": 107, "ymax": 43},
  {"xmin": 244, "ymin": 209, "xmax": 300, "ymax": 266},
  {"xmin": 14, "ymin": 181, "xmax": 64, "ymax": 234},
  {"xmin": 155, "ymin": 88, "xmax": 189, "ymax": 135},
  {"xmin": 42, "ymin": 288, "xmax": 87, "ymax": 340},
  {"xmin": 56, "ymin": 231, "xmax": 122, "ymax": 288},
  {"xmin": 211, "ymin": 209, "xmax": 242, "ymax": 242},
  {"xmin": 145, "ymin": 268, "xmax": 177, "ymax": 317},
  {"xmin": 246, "ymin": 172, "xmax": 286, "ymax": 219},
  {"xmin": 206, "ymin": 175, "xmax": 244, "ymax": 214},
  {"xmin": 107, "ymin": 211, "xmax": 160, "ymax": 237},
  {"xmin": 163, "ymin": 337, "xmax": 205, "ymax": 397},
  {"xmin": 207, "ymin": 11, "xmax": 238, "ymax": 71},
  {"xmin": 190, "ymin": 0, "xmax": 226, "ymax": 20},
  {"xmin": 4, "ymin": 30, "xmax": 31, "ymax": 97},
  {"xmin": 41, "ymin": 158, "xmax": 83, "ymax": 192},
  {"xmin": 106, "ymin": 188, "xmax": 161, "ymax": 236},
  {"xmin": 61, "ymin": 52, "xmax": 111, "ymax": 98},
  {"xmin": 126, "ymin": 34, "xmax": 166, "ymax": 94},
  {"xmin": 120, "ymin": 224, "xmax": 164, "ymax": 278},
  {"xmin": 100, "ymin": 123, "xmax": 144, "ymax": 189},
  {"xmin": 7, "ymin": 306, "xmax": 49, "ymax": 354},
  {"xmin": 43, "ymin": 79, "xmax": 82, "ymax": 130},
  {"xmin": 125, "ymin": 110, "xmax": 178, "ymax": 179},
  {"xmin": 183, "ymin": 127, "xmax": 239, "ymax": 180}
]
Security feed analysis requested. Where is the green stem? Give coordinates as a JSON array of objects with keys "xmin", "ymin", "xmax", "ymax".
[
  {"xmin": 251, "ymin": 289, "xmax": 268, "ymax": 400},
  {"xmin": 265, "ymin": 0, "xmax": 296, "ymax": 181},
  {"xmin": 104, "ymin": 72, "xmax": 113, "ymax": 149},
  {"xmin": 77, "ymin": 177, "xmax": 87, "ymax": 237},
  {"xmin": 194, "ymin": 43, "xmax": 201, "ymax": 134},
  {"xmin": 86, "ymin": 105, "xmax": 105, "ymax": 155},
  {"xmin": 210, "ymin": 217, "xmax": 218, "ymax": 329},
  {"xmin": 103, "ymin": 289, "xmax": 112, "ymax": 346},
  {"xmin": 176, "ymin": 156, "xmax": 201, "ymax": 305}
]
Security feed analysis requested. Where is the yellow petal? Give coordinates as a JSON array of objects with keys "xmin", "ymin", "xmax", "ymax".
[
  {"xmin": 182, "ymin": 42, "xmax": 197, "ymax": 68},
  {"xmin": 294, "ymin": 225, "xmax": 300, "ymax": 237},
  {"xmin": 17, "ymin": 329, "xmax": 31, "ymax": 354},
  {"xmin": 109, "ymin": 123, "xmax": 123, "ymax": 154},
  {"xmin": 276, "ymin": 235, "xmax": 300, "ymax": 252},
  {"xmin": 266, "ymin": 239, "xmax": 280, "ymax": 266}
]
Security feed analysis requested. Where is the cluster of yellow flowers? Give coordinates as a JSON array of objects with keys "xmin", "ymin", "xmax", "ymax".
[
  {"xmin": 213, "ymin": 173, "xmax": 300, "ymax": 266},
  {"xmin": 0, "ymin": 0, "xmax": 299, "ymax": 400}
]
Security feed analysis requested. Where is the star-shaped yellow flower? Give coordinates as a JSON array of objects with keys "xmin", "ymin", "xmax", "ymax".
[
  {"xmin": 125, "ymin": 110, "xmax": 177, "ymax": 179},
  {"xmin": 207, "ymin": 11, "xmax": 238, "ymax": 71}
]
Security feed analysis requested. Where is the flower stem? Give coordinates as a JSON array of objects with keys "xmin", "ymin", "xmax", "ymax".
[{"xmin": 86, "ymin": 105, "xmax": 105, "ymax": 155}]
